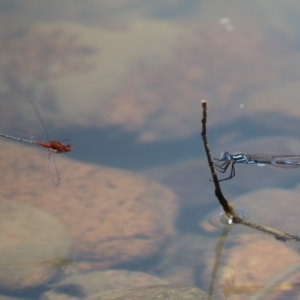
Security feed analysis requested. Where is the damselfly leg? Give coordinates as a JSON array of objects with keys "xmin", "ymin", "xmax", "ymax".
[{"xmin": 213, "ymin": 159, "xmax": 236, "ymax": 181}]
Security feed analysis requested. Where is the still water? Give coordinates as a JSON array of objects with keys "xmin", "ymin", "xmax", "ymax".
[{"xmin": 1, "ymin": 1, "xmax": 300, "ymax": 299}]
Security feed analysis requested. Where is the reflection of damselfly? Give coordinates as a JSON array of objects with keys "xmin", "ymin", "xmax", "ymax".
[
  {"xmin": 214, "ymin": 151, "xmax": 300, "ymax": 182},
  {"xmin": 0, "ymin": 101, "xmax": 71, "ymax": 186}
]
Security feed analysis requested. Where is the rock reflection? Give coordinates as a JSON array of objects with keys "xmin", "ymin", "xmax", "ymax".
[{"xmin": 0, "ymin": 257, "xmax": 72, "ymax": 270}]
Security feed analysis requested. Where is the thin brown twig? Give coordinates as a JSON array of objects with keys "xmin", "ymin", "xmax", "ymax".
[{"xmin": 201, "ymin": 100, "xmax": 236, "ymax": 217}]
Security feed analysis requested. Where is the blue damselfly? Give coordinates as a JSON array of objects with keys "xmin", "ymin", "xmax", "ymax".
[{"xmin": 213, "ymin": 151, "xmax": 300, "ymax": 181}]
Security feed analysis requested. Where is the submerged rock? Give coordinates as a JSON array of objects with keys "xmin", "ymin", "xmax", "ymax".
[{"xmin": 0, "ymin": 202, "xmax": 72, "ymax": 291}]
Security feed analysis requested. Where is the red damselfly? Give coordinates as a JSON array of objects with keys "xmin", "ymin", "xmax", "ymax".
[{"xmin": 0, "ymin": 101, "xmax": 71, "ymax": 185}]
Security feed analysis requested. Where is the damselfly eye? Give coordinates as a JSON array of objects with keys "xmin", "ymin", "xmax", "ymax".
[{"xmin": 221, "ymin": 151, "xmax": 231, "ymax": 160}]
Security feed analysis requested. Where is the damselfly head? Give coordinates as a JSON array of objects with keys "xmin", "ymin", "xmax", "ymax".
[
  {"xmin": 64, "ymin": 144, "xmax": 72, "ymax": 152},
  {"xmin": 221, "ymin": 151, "xmax": 231, "ymax": 161}
]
